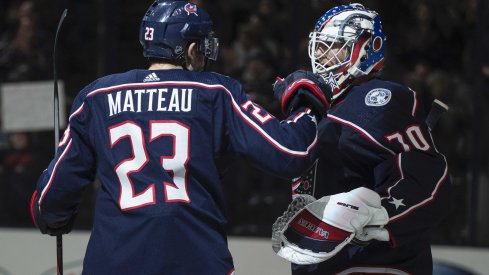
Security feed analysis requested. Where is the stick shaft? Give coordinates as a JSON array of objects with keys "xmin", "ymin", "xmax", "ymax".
[
  {"xmin": 53, "ymin": 9, "xmax": 68, "ymax": 275},
  {"xmin": 54, "ymin": 9, "xmax": 67, "ymax": 151},
  {"xmin": 56, "ymin": 235, "xmax": 63, "ymax": 275}
]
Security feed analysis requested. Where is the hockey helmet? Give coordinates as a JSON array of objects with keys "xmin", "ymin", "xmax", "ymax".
[{"xmin": 140, "ymin": 0, "xmax": 219, "ymax": 62}]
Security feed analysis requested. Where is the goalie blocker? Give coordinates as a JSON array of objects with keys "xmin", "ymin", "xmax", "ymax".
[{"xmin": 272, "ymin": 187, "xmax": 389, "ymax": 265}]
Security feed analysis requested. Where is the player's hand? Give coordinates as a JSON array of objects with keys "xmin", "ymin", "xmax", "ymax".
[
  {"xmin": 30, "ymin": 191, "xmax": 75, "ymax": 236},
  {"xmin": 273, "ymin": 70, "xmax": 333, "ymax": 118},
  {"xmin": 271, "ymin": 187, "xmax": 389, "ymax": 265}
]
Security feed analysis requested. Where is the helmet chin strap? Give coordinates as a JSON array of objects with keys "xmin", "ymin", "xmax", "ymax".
[
  {"xmin": 182, "ymin": 59, "xmax": 189, "ymax": 71},
  {"xmin": 202, "ymin": 58, "xmax": 209, "ymax": 72}
]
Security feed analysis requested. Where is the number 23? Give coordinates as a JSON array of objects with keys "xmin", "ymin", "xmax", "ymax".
[
  {"xmin": 109, "ymin": 120, "xmax": 190, "ymax": 211},
  {"xmin": 144, "ymin": 27, "xmax": 154, "ymax": 41}
]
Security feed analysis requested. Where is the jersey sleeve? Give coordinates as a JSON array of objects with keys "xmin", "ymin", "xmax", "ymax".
[
  {"xmin": 219, "ymin": 79, "xmax": 319, "ymax": 179},
  {"xmin": 329, "ymin": 81, "xmax": 451, "ymax": 247},
  {"xmin": 373, "ymin": 149, "xmax": 450, "ymax": 247},
  {"xmin": 35, "ymin": 87, "xmax": 96, "ymax": 227}
]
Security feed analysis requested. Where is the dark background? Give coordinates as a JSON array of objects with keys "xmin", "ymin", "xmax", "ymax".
[{"xmin": 1, "ymin": 0, "xmax": 488, "ymax": 247}]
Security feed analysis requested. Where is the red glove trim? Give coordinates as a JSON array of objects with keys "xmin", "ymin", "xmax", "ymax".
[
  {"xmin": 30, "ymin": 191, "xmax": 39, "ymax": 227},
  {"xmin": 281, "ymin": 79, "xmax": 330, "ymax": 113}
]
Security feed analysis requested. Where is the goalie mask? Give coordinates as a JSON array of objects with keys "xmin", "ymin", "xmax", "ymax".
[{"xmin": 308, "ymin": 3, "xmax": 386, "ymax": 99}]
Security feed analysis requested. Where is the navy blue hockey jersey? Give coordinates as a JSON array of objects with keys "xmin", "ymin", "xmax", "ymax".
[
  {"xmin": 34, "ymin": 69, "xmax": 319, "ymax": 275},
  {"xmin": 291, "ymin": 78, "xmax": 451, "ymax": 275}
]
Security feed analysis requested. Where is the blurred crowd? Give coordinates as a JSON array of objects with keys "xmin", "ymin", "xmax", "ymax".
[{"xmin": 1, "ymin": 0, "xmax": 488, "ymax": 246}]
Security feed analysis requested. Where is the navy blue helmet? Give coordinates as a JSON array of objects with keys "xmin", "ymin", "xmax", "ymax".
[{"xmin": 139, "ymin": 0, "xmax": 219, "ymax": 62}]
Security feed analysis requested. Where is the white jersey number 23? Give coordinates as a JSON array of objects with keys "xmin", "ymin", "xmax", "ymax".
[{"xmin": 109, "ymin": 120, "xmax": 190, "ymax": 211}]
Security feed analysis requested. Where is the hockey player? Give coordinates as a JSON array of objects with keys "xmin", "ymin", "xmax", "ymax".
[
  {"xmin": 30, "ymin": 1, "xmax": 332, "ymax": 274},
  {"xmin": 271, "ymin": 3, "xmax": 451, "ymax": 274}
]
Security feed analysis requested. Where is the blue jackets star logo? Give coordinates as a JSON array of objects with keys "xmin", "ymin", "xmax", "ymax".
[
  {"xmin": 324, "ymin": 72, "xmax": 339, "ymax": 89},
  {"xmin": 388, "ymin": 197, "xmax": 406, "ymax": 210}
]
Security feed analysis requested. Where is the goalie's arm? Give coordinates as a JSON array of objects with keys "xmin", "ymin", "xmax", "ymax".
[{"xmin": 373, "ymin": 150, "xmax": 451, "ymax": 247}]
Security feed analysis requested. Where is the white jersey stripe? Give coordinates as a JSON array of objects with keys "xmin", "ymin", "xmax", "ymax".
[
  {"xmin": 327, "ymin": 114, "xmax": 395, "ymax": 155},
  {"xmin": 285, "ymin": 109, "xmax": 311, "ymax": 124},
  {"xmin": 381, "ymin": 154, "xmax": 404, "ymax": 200},
  {"xmin": 86, "ymin": 80, "xmax": 223, "ymax": 97},
  {"xmin": 384, "ymin": 153, "xmax": 449, "ymax": 222},
  {"xmin": 38, "ymin": 138, "xmax": 74, "ymax": 205},
  {"xmin": 408, "ymin": 87, "xmax": 417, "ymax": 117},
  {"xmin": 69, "ymin": 102, "xmax": 84, "ymax": 121}
]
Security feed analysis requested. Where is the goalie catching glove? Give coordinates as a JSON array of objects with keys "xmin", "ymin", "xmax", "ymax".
[
  {"xmin": 273, "ymin": 70, "xmax": 333, "ymax": 118},
  {"xmin": 271, "ymin": 187, "xmax": 389, "ymax": 265}
]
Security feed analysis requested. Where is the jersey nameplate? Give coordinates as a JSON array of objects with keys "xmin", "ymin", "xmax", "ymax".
[
  {"xmin": 365, "ymin": 88, "xmax": 391, "ymax": 107},
  {"xmin": 107, "ymin": 88, "xmax": 193, "ymax": 116}
]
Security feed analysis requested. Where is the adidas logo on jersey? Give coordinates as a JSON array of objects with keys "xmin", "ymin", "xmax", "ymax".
[{"xmin": 143, "ymin": 72, "xmax": 160, "ymax": 82}]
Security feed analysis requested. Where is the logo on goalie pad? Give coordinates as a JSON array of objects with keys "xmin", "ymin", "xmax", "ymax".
[
  {"xmin": 284, "ymin": 209, "xmax": 351, "ymax": 253},
  {"xmin": 297, "ymin": 217, "xmax": 329, "ymax": 239}
]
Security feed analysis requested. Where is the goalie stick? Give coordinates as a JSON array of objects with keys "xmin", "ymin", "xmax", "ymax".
[
  {"xmin": 425, "ymin": 99, "xmax": 449, "ymax": 131},
  {"xmin": 53, "ymin": 9, "xmax": 68, "ymax": 275}
]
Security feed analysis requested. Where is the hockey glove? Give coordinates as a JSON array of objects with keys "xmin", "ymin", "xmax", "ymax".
[
  {"xmin": 30, "ymin": 191, "xmax": 75, "ymax": 236},
  {"xmin": 273, "ymin": 70, "xmax": 332, "ymax": 118},
  {"xmin": 271, "ymin": 187, "xmax": 389, "ymax": 265}
]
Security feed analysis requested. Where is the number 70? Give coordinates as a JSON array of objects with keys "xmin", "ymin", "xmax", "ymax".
[{"xmin": 385, "ymin": 125, "xmax": 430, "ymax": 152}]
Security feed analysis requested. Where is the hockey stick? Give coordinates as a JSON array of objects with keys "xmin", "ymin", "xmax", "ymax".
[
  {"xmin": 53, "ymin": 8, "xmax": 68, "ymax": 275},
  {"xmin": 425, "ymin": 99, "xmax": 449, "ymax": 131}
]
